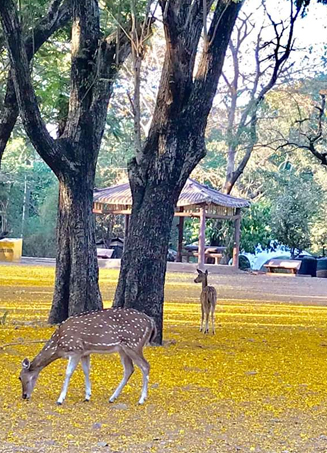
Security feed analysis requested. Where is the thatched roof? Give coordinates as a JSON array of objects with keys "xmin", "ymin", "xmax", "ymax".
[{"xmin": 94, "ymin": 178, "xmax": 249, "ymax": 210}]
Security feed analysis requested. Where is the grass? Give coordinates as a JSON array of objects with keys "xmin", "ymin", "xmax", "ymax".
[{"xmin": 1, "ymin": 265, "xmax": 327, "ymax": 452}]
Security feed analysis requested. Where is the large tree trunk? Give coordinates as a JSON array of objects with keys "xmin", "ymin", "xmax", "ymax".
[
  {"xmin": 114, "ymin": 180, "xmax": 177, "ymax": 344},
  {"xmin": 114, "ymin": 128, "xmax": 206, "ymax": 343},
  {"xmin": 49, "ymin": 170, "xmax": 102, "ymax": 324},
  {"xmin": 114, "ymin": 1, "xmax": 242, "ymax": 344}
]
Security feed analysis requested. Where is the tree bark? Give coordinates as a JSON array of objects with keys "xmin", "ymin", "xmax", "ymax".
[
  {"xmin": 225, "ymin": 144, "xmax": 237, "ymax": 193},
  {"xmin": 114, "ymin": 181, "xmax": 177, "ymax": 344},
  {"xmin": 49, "ymin": 170, "xmax": 101, "ymax": 323},
  {"xmin": 0, "ymin": 76, "xmax": 18, "ymax": 166}
]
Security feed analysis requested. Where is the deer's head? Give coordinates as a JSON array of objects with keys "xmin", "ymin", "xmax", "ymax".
[
  {"xmin": 194, "ymin": 268, "xmax": 208, "ymax": 283},
  {"xmin": 19, "ymin": 358, "xmax": 39, "ymax": 400}
]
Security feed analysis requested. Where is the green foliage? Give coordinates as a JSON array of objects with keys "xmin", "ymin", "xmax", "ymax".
[
  {"xmin": 241, "ymin": 202, "xmax": 272, "ymax": 253},
  {"xmin": 33, "ymin": 38, "xmax": 70, "ymax": 127},
  {"xmin": 99, "ymin": 0, "xmax": 152, "ymax": 35},
  {"xmin": 22, "ymin": 182, "xmax": 57, "ymax": 257},
  {"xmin": 1, "ymin": 137, "xmax": 57, "ymax": 257},
  {"xmin": 95, "ymin": 113, "xmax": 135, "ymax": 187},
  {"xmin": 271, "ymin": 173, "xmax": 320, "ymax": 255},
  {"xmin": 310, "ymin": 214, "xmax": 327, "ymax": 255},
  {"xmin": 182, "ymin": 218, "xmax": 200, "ymax": 246}
]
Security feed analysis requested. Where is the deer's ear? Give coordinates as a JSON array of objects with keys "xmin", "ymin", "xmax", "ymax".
[
  {"xmin": 205, "ymin": 270, "xmax": 208, "ymax": 275},
  {"xmin": 197, "ymin": 269, "xmax": 202, "ymax": 274},
  {"xmin": 22, "ymin": 358, "xmax": 30, "ymax": 370}
]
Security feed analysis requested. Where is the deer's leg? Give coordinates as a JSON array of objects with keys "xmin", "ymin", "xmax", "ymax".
[
  {"xmin": 81, "ymin": 355, "xmax": 91, "ymax": 401},
  {"xmin": 200, "ymin": 304, "xmax": 204, "ymax": 332},
  {"xmin": 109, "ymin": 350, "xmax": 134, "ymax": 403},
  {"xmin": 204, "ymin": 309, "xmax": 209, "ymax": 334},
  {"xmin": 57, "ymin": 355, "xmax": 80, "ymax": 405},
  {"xmin": 211, "ymin": 307, "xmax": 215, "ymax": 335},
  {"xmin": 123, "ymin": 347, "xmax": 150, "ymax": 405}
]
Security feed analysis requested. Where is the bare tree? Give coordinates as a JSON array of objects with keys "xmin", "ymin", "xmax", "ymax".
[
  {"xmin": 273, "ymin": 89, "xmax": 327, "ymax": 166},
  {"xmin": 221, "ymin": 1, "xmax": 304, "ymax": 194},
  {"xmin": 0, "ymin": 0, "xmax": 136, "ymax": 323}
]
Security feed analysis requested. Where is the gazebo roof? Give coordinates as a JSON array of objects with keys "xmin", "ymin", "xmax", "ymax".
[
  {"xmin": 177, "ymin": 179, "xmax": 249, "ymax": 208},
  {"xmin": 94, "ymin": 178, "xmax": 249, "ymax": 209}
]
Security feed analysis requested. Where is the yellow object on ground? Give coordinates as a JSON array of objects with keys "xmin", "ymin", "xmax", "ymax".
[
  {"xmin": 1, "ymin": 265, "xmax": 327, "ymax": 452},
  {"xmin": 0, "ymin": 238, "xmax": 23, "ymax": 262}
]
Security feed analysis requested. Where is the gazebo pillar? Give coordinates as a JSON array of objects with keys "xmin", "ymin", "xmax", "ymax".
[
  {"xmin": 232, "ymin": 208, "xmax": 241, "ymax": 268},
  {"xmin": 176, "ymin": 208, "xmax": 184, "ymax": 262},
  {"xmin": 198, "ymin": 206, "xmax": 206, "ymax": 268}
]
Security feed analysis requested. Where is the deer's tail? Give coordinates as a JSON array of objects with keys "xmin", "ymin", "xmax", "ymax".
[{"xmin": 148, "ymin": 317, "xmax": 157, "ymax": 345}]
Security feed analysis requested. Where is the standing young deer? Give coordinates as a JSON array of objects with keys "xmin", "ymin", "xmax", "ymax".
[
  {"xmin": 19, "ymin": 308, "xmax": 157, "ymax": 405},
  {"xmin": 194, "ymin": 269, "xmax": 217, "ymax": 334}
]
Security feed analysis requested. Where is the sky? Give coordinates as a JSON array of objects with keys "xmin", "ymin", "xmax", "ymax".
[
  {"xmin": 249, "ymin": 0, "xmax": 327, "ymax": 55},
  {"xmin": 296, "ymin": 2, "xmax": 327, "ymax": 47}
]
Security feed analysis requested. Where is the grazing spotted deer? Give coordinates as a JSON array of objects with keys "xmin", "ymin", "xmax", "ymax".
[
  {"xmin": 194, "ymin": 269, "xmax": 217, "ymax": 334},
  {"xmin": 19, "ymin": 308, "xmax": 157, "ymax": 405}
]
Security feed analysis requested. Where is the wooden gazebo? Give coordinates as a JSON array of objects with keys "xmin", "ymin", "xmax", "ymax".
[{"xmin": 93, "ymin": 178, "xmax": 249, "ymax": 268}]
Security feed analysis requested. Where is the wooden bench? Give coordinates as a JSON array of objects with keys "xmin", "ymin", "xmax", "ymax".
[
  {"xmin": 264, "ymin": 259, "xmax": 301, "ymax": 275},
  {"xmin": 182, "ymin": 251, "xmax": 223, "ymax": 264},
  {"xmin": 203, "ymin": 253, "xmax": 223, "ymax": 265}
]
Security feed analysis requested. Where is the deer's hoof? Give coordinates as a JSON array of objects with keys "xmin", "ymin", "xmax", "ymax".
[{"xmin": 56, "ymin": 401, "xmax": 62, "ymax": 406}]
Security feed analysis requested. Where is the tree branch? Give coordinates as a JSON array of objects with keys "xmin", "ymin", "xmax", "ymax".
[
  {"xmin": 0, "ymin": 0, "xmax": 67, "ymax": 174},
  {"xmin": 25, "ymin": 0, "xmax": 71, "ymax": 59},
  {"xmin": 137, "ymin": 0, "xmax": 214, "ymax": 170},
  {"xmin": 223, "ymin": 0, "xmax": 304, "ymax": 193},
  {"xmin": 191, "ymin": 0, "xmax": 242, "ymax": 124},
  {"xmin": 158, "ymin": 0, "xmax": 215, "ymax": 110},
  {"xmin": 61, "ymin": 0, "xmax": 101, "ymax": 141},
  {"xmin": 0, "ymin": 0, "xmax": 72, "ymax": 168},
  {"xmin": 278, "ymin": 93, "xmax": 327, "ymax": 166}
]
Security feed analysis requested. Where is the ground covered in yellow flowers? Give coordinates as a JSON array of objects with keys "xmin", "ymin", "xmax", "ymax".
[{"xmin": 1, "ymin": 265, "xmax": 327, "ymax": 452}]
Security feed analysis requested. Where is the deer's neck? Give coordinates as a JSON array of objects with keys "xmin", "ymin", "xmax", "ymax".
[
  {"xmin": 202, "ymin": 276, "xmax": 208, "ymax": 290},
  {"xmin": 30, "ymin": 341, "xmax": 59, "ymax": 372}
]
